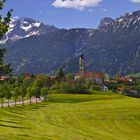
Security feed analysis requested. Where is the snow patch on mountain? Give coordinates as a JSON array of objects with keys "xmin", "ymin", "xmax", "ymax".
[
  {"xmin": 0, "ymin": 18, "xmax": 58, "ymax": 45},
  {"xmin": 25, "ymin": 31, "xmax": 40, "ymax": 37},
  {"xmin": 20, "ymin": 19, "xmax": 41, "ymax": 32},
  {"xmin": 32, "ymin": 22, "xmax": 41, "ymax": 27},
  {"xmin": 20, "ymin": 24, "xmax": 32, "ymax": 32}
]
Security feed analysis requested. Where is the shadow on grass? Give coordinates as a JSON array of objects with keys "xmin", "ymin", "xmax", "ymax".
[
  {"xmin": 3, "ymin": 104, "xmax": 47, "ymax": 114},
  {"xmin": 0, "ymin": 120, "xmax": 21, "ymax": 124},
  {"xmin": 47, "ymin": 94, "xmax": 124, "ymax": 104},
  {"xmin": 18, "ymin": 134, "xmax": 29, "ymax": 137},
  {"xmin": 7, "ymin": 111, "xmax": 25, "ymax": 116},
  {"xmin": 22, "ymin": 103, "xmax": 48, "ymax": 110},
  {"xmin": 48, "ymin": 99, "xmax": 94, "ymax": 103},
  {"xmin": 0, "ymin": 124, "xmax": 29, "ymax": 129},
  {"xmin": 48, "ymin": 97, "xmax": 124, "ymax": 104}
]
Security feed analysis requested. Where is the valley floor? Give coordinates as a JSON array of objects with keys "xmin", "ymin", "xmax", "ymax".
[{"xmin": 0, "ymin": 93, "xmax": 140, "ymax": 140}]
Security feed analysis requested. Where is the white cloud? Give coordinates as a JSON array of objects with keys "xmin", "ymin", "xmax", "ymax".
[
  {"xmin": 130, "ymin": 0, "xmax": 140, "ymax": 3},
  {"xmin": 52, "ymin": 0, "xmax": 103, "ymax": 10}
]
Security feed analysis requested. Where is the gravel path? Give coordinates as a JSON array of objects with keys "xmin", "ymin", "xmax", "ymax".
[{"xmin": 0, "ymin": 97, "xmax": 44, "ymax": 108}]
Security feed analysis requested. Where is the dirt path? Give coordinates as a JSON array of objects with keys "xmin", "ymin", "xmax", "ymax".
[{"xmin": 0, "ymin": 97, "xmax": 44, "ymax": 108}]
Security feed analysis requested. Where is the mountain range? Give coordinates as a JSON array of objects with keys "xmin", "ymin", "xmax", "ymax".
[
  {"xmin": 1, "ymin": 10, "xmax": 140, "ymax": 76},
  {"xmin": 0, "ymin": 17, "xmax": 58, "ymax": 46}
]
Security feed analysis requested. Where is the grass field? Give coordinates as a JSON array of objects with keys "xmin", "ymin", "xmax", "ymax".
[{"xmin": 0, "ymin": 92, "xmax": 140, "ymax": 140}]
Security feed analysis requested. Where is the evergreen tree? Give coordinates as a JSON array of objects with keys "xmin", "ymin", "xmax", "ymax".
[
  {"xmin": 0, "ymin": 0, "xmax": 12, "ymax": 76},
  {"xmin": 56, "ymin": 68, "xmax": 65, "ymax": 80}
]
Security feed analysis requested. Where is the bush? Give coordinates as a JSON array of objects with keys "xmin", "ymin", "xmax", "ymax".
[{"xmin": 51, "ymin": 80, "xmax": 89, "ymax": 94}]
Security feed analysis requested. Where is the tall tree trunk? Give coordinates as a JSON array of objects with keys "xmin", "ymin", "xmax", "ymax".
[
  {"xmin": 1, "ymin": 98, "xmax": 3, "ymax": 108},
  {"xmin": 15, "ymin": 100, "xmax": 16, "ymax": 106},
  {"xmin": 30, "ymin": 98, "xmax": 32, "ymax": 104},
  {"xmin": 36, "ymin": 96, "xmax": 37, "ymax": 103},
  {"xmin": 8, "ymin": 99, "xmax": 10, "ymax": 107},
  {"xmin": 44, "ymin": 94, "xmax": 47, "ymax": 101},
  {"xmin": 22, "ymin": 97, "xmax": 24, "ymax": 106}
]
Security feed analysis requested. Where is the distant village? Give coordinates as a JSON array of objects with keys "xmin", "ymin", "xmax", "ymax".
[
  {"xmin": 0, "ymin": 55, "xmax": 140, "ymax": 97},
  {"xmin": 74, "ymin": 55, "xmax": 140, "ymax": 94}
]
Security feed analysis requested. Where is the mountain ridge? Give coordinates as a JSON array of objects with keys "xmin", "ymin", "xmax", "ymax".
[
  {"xmin": 0, "ymin": 17, "xmax": 58, "ymax": 46},
  {"xmin": 2, "ymin": 10, "xmax": 140, "ymax": 76}
]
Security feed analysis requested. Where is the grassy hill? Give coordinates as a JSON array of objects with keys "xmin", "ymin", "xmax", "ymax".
[{"xmin": 0, "ymin": 93, "xmax": 140, "ymax": 140}]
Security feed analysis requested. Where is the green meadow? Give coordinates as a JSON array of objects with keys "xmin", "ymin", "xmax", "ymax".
[{"xmin": 0, "ymin": 93, "xmax": 140, "ymax": 140}]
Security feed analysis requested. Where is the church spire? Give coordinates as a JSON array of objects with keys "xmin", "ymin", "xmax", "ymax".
[{"xmin": 79, "ymin": 54, "xmax": 84, "ymax": 78}]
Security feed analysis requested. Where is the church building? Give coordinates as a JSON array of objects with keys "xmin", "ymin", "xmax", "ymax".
[{"xmin": 75, "ymin": 55, "xmax": 105, "ymax": 84}]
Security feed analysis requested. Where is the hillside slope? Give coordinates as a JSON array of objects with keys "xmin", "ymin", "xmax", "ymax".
[{"xmin": 0, "ymin": 94, "xmax": 140, "ymax": 140}]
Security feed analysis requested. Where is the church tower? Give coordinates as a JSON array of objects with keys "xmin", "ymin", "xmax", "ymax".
[{"xmin": 79, "ymin": 54, "xmax": 84, "ymax": 78}]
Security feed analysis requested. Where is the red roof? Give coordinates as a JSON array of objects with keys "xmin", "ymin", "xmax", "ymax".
[
  {"xmin": 24, "ymin": 73, "xmax": 33, "ymax": 77},
  {"xmin": 118, "ymin": 77, "xmax": 132, "ymax": 82},
  {"xmin": 0, "ymin": 76, "xmax": 9, "ymax": 81},
  {"xmin": 76, "ymin": 72, "xmax": 104, "ymax": 79}
]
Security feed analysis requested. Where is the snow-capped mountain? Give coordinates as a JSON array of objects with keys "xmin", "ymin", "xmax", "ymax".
[
  {"xmin": 0, "ymin": 17, "xmax": 58, "ymax": 45},
  {"xmin": 98, "ymin": 10, "xmax": 140, "ymax": 32},
  {"xmin": 99, "ymin": 17, "xmax": 115, "ymax": 27},
  {"xmin": 3, "ymin": 10, "xmax": 140, "ymax": 76}
]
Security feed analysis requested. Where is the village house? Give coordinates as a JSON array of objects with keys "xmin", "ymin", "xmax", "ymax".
[
  {"xmin": 116, "ymin": 76, "xmax": 133, "ymax": 83},
  {"xmin": 24, "ymin": 73, "xmax": 34, "ymax": 78},
  {"xmin": 0, "ymin": 76, "xmax": 9, "ymax": 81}
]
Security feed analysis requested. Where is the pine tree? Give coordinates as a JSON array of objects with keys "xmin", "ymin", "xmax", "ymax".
[
  {"xmin": 56, "ymin": 68, "xmax": 65, "ymax": 81},
  {"xmin": 0, "ymin": 0, "xmax": 12, "ymax": 76}
]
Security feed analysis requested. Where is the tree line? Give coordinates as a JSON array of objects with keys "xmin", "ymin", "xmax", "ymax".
[
  {"xmin": 0, "ymin": 0, "xmax": 106, "ymax": 108},
  {"xmin": 0, "ymin": 74, "xmax": 51, "ymax": 108},
  {"xmin": 0, "ymin": 0, "xmax": 50, "ymax": 108}
]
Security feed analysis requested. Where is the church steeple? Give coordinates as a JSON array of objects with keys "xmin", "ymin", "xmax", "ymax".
[{"xmin": 79, "ymin": 54, "xmax": 84, "ymax": 78}]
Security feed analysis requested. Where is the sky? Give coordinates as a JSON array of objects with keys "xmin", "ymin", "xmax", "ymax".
[{"xmin": 2, "ymin": 0, "xmax": 140, "ymax": 29}]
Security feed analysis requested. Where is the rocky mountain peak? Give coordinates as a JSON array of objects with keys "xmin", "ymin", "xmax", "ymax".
[
  {"xmin": 99, "ymin": 17, "xmax": 114, "ymax": 27},
  {"xmin": 132, "ymin": 10, "xmax": 140, "ymax": 16},
  {"xmin": 2, "ymin": 10, "xmax": 140, "ymax": 76},
  {"xmin": 0, "ymin": 17, "xmax": 58, "ymax": 45}
]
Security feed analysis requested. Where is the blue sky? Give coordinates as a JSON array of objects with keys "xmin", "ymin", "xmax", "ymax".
[{"xmin": 2, "ymin": 0, "xmax": 140, "ymax": 29}]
